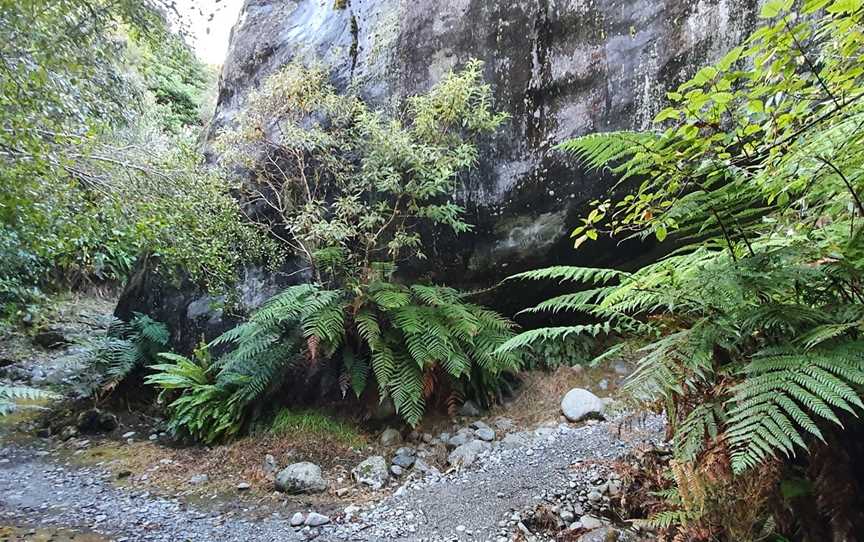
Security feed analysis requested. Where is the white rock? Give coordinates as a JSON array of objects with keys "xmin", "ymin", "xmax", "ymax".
[
  {"xmin": 474, "ymin": 427, "xmax": 496, "ymax": 441},
  {"xmin": 275, "ymin": 462, "xmax": 327, "ymax": 494},
  {"xmin": 501, "ymin": 432, "xmax": 529, "ymax": 449},
  {"xmin": 290, "ymin": 512, "xmax": 305, "ymax": 526},
  {"xmin": 560, "ymin": 388, "xmax": 605, "ymax": 422},
  {"xmin": 579, "ymin": 515, "xmax": 604, "ymax": 530},
  {"xmin": 305, "ymin": 512, "xmax": 330, "ymax": 526}
]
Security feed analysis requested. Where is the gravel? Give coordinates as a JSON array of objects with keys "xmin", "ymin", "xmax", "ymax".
[{"xmin": 1, "ymin": 414, "xmax": 663, "ymax": 541}]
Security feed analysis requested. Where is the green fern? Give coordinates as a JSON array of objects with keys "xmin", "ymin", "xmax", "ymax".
[
  {"xmin": 69, "ymin": 313, "xmax": 169, "ymax": 397},
  {"xmin": 556, "ymin": 131, "xmax": 658, "ymax": 177},
  {"xmin": 726, "ymin": 345, "xmax": 864, "ymax": 473},
  {"xmin": 0, "ymin": 385, "xmax": 59, "ymax": 415},
  {"xmin": 148, "ymin": 280, "xmax": 522, "ymax": 440}
]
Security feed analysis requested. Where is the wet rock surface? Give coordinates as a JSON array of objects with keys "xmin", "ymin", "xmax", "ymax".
[{"xmin": 118, "ymin": 0, "xmax": 760, "ymax": 344}]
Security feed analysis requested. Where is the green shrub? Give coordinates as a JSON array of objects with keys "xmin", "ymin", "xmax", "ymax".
[
  {"xmin": 505, "ymin": 1, "xmax": 864, "ymax": 539},
  {"xmin": 146, "ymin": 348, "xmax": 242, "ymax": 444}
]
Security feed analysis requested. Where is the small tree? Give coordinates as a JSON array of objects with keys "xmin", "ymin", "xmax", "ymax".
[{"xmin": 215, "ymin": 59, "xmax": 507, "ymax": 287}]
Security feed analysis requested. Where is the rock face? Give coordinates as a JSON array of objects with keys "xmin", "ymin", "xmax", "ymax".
[
  {"xmin": 211, "ymin": 0, "xmax": 758, "ymax": 282},
  {"xmin": 275, "ymin": 462, "xmax": 328, "ymax": 494},
  {"xmin": 116, "ymin": 0, "xmax": 758, "ymax": 345},
  {"xmin": 561, "ymin": 388, "xmax": 605, "ymax": 422}
]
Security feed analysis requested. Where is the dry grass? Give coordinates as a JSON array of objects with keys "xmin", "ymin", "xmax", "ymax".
[
  {"xmin": 73, "ymin": 426, "xmax": 379, "ymax": 511},
  {"xmin": 491, "ymin": 365, "xmax": 626, "ymax": 427}
]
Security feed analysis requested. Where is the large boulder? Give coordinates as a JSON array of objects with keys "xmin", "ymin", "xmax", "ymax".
[
  {"xmin": 116, "ymin": 0, "xmax": 759, "ymax": 344},
  {"xmin": 275, "ymin": 462, "xmax": 328, "ymax": 494},
  {"xmin": 210, "ymin": 0, "xmax": 758, "ymax": 285}
]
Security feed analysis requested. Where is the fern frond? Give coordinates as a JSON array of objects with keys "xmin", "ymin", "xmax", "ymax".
[
  {"xmin": 555, "ymin": 131, "xmax": 658, "ymax": 173},
  {"xmin": 507, "ymin": 266, "xmax": 627, "ymax": 285},
  {"xmin": 495, "ymin": 324, "xmax": 611, "ymax": 354}
]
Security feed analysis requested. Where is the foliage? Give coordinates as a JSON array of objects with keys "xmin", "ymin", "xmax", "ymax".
[
  {"xmin": 0, "ymin": 228, "xmax": 47, "ymax": 320},
  {"xmin": 509, "ymin": 1, "xmax": 864, "ymax": 539},
  {"xmin": 150, "ymin": 282, "xmax": 520, "ymax": 441},
  {"xmin": 72, "ymin": 313, "xmax": 170, "ymax": 398},
  {"xmin": 521, "ymin": 334, "xmax": 597, "ymax": 370},
  {"xmin": 1, "ymin": 0, "xmax": 265, "ymax": 319},
  {"xmin": 215, "ymin": 59, "xmax": 508, "ymax": 286},
  {"xmin": 127, "ymin": 32, "xmax": 215, "ymax": 133},
  {"xmin": 0, "ymin": 385, "xmax": 60, "ymax": 415},
  {"xmin": 143, "ymin": 59, "xmax": 522, "ymax": 441},
  {"xmin": 146, "ymin": 347, "xmax": 242, "ymax": 444}
]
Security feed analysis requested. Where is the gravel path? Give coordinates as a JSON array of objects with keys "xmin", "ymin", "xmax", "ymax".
[
  {"xmin": 1, "ymin": 416, "xmax": 663, "ymax": 542},
  {"xmin": 0, "ymin": 442, "xmax": 304, "ymax": 542}
]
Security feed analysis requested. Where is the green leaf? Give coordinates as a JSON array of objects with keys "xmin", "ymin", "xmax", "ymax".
[{"xmin": 760, "ymin": 0, "xmax": 793, "ymax": 17}]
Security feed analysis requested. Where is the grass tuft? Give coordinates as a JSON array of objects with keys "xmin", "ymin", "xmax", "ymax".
[{"xmin": 269, "ymin": 409, "xmax": 365, "ymax": 447}]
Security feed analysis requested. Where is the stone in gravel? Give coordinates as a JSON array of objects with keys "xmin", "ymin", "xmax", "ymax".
[
  {"xmin": 501, "ymin": 433, "xmax": 529, "ymax": 449},
  {"xmin": 189, "ymin": 474, "xmax": 209, "ymax": 485},
  {"xmin": 391, "ymin": 452, "xmax": 415, "ymax": 469},
  {"xmin": 561, "ymin": 388, "xmax": 605, "ymax": 422},
  {"xmin": 470, "ymin": 420, "xmax": 491, "ymax": 431},
  {"xmin": 587, "ymin": 490, "xmax": 603, "ymax": 503},
  {"xmin": 59, "ymin": 426, "xmax": 78, "ymax": 441},
  {"xmin": 290, "ymin": 512, "xmax": 305, "ymax": 526},
  {"xmin": 379, "ymin": 428, "xmax": 402, "ymax": 446},
  {"xmin": 458, "ymin": 400, "xmax": 481, "ymax": 417},
  {"xmin": 390, "ymin": 465, "xmax": 403, "ymax": 476},
  {"xmin": 262, "ymin": 454, "xmax": 278, "ymax": 475},
  {"xmin": 448, "ymin": 440, "xmax": 491, "ymax": 467},
  {"xmin": 577, "ymin": 526, "xmax": 625, "ymax": 541},
  {"xmin": 413, "ymin": 458, "xmax": 440, "ymax": 477},
  {"xmin": 352, "ymin": 456, "xmax": 389, "ymax": 490},
  {"xmin": 579, "ymin": 515, "xmax": 604, "ymax": 530},
  {"xmin": 560, "ymin": 509, "xmax": 576, "ymax": 523},
  {"xmin": 395, "ymin": 446, "xmax": 415, "ymax": 457},
  {"xmin": 33, "ymin": 327, "xmax": 69, "ymax": 349},
  {"xmin": 474, "ymin": 427, "xmax": 496, "ymax": 442},
  {"xmin": 76, "ymin": 409, "xmax": 119, "ymax": 433},
  {"xmin": 275, "ymin": 462, "xmax": 327, "ymax": 494},
  {"xmin": 534, "ymin": 426, "xmax": 555, "ymax": 438},
  {"xmin": 614, "ymin": 362, "xmax": 630, "ymax": 375},
  {"xmin": 304, "ymin": 512, "xmax": 330, "ymax": 526},
  {"xmin": 493, "ymin": 417, "xmax": 515, "ymax": 432},
  {"xmin": 121, "ymin": 431, "xmax": 136, "ymax": 439},
  {"xmin": 236, "ymin": 482, "xmax": 251, "ymax": 491}
]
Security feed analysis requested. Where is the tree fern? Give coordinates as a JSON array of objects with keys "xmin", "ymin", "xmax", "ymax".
[
  {"xmin": 148, "ymin": 281, "xmax": 523, "ymax": 440},
  {"xmin": 68, "ymin": 313, "xmax": 169, "ymax": 397}
]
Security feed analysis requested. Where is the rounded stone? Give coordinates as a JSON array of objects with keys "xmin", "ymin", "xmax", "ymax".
[
  {"xmin": 560, "ymin": 388, "xmax": 605, "ymax": 422},
  {"xmin": 275, "ymin": 462, "xmax": 327, "ymax": 494}
]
